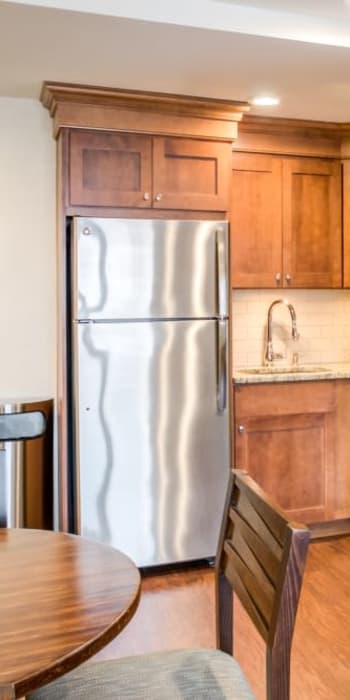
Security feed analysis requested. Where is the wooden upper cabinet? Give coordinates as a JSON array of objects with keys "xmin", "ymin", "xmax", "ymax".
[
  {"xmin": 69, "ymin": 130, "xmax": 231, "ymax": 212},
  {"xmin": 230, "ymin": 153, "xmax": 342, "ymax": 288},
  {"xmin": 343, "ymin": 161, "xmax": 350, "ymax": 288},
  {"xmin": 283, "ymin": 158, "xmax": 342, "ymax": 288},
  {"xmin": 230, "ymin": 153, "xmax": 282, "ymax": 287},
  {"xmin": 153, "ymin": 137, "xmax": 231, "ymax": 211},
  {"xmin": 69, "ymin": 131, "xmax": 152, "ymax": 208}
]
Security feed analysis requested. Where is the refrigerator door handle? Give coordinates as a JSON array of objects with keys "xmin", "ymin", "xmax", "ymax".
[
  {"xmin": 216, "ymin": 320, "xmax": 227, "ymax": 414},
  {"xmin": 216, "ymin": 227, "xmax": 228, "ymax": 318}
]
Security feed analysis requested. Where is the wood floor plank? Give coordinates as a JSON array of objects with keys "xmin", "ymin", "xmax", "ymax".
[{"xmin": 94, "ymin": 537, "xmax": 350, "ymax": 699}]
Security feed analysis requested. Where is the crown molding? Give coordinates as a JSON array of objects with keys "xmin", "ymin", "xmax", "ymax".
[
  {"xmin": 41, "ymin": 81, "xmax": 250, "ymax": 141},
  {"xmin": 235, "ymin": 113, "xmax": 350, "ymax": 158},
  {"xmin": 241, "ymin": 113, "xmax": 341, "ymax": 137}
]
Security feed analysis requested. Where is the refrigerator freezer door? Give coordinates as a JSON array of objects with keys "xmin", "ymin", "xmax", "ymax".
[
  {"xmin": 72, "ymin": 218, "xmax": 228, "ymax": 320},
  {"xmin": 74, "ymin": 319, "xmax": 230, "ymax": 566}
]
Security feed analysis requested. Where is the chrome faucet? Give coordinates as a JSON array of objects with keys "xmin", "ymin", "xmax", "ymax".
[{"xmin": 265, "ymin": 299, "xmax": 299, "ymax": 366}]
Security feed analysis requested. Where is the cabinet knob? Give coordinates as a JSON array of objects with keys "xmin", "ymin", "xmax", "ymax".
[
  {"xmin": 238, "ymin": 425, "xmax": 245, "ymax": 434},
  {"xmin": 143, "ymin": 192, "xmax": 150, "ymax": 201},
  {"xmin": 275, "ymin": 272, "xmax": 281, "ymax": 284},
  {"xmin": 285, "ymin": 274, "xmax": 292, "ymax": 284},
  {"xmin": 155, "ymin": 193, "xmax": 163, "ymax": 202}
]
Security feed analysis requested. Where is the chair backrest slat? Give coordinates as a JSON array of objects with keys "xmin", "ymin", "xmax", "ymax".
[
  {"xmin": 232, "ymin": 486, "xmax": 286, "ymax": 552},
  {"xmin": 223, "ymin": 535, "xmax": 274, "ymax": 630},
  {"xmin": 216, "ymin": 470, "xmax": 310, "ymax": 700},
  {"xmin": 229, "ymin": 506, "xmax": 281, "ymax": 584},
  {"xmin": 223, "ymin": 541, "xmax": 270, "ymax": 640}
]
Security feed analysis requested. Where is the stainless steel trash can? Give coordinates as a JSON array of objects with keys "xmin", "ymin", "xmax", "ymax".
[{"xmin": 0, "ymin": 397, "xmax": 53, "ymax": 529}]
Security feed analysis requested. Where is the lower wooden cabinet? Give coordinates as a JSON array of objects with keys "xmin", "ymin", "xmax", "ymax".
[
  {"xmin": 233, "ymin": 381, "xmax": 337, "ymax": 524},
  {"xmin": 333, "ymin": 380, "xmax": 350, "ymax": 519}
]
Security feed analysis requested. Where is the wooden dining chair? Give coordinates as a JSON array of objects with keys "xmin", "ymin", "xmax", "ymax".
[{"xmin": 28, "ymin": 469, "xmax": 310, "ymax": 700}]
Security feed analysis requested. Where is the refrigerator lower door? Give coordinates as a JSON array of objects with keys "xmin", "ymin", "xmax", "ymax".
[{"xmin": 74, "ymin": 319, "xmax": 230, "ymax": 566}]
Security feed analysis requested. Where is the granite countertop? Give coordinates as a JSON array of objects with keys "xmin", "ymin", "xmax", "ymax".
[{"xmin": 233, "ymin": 362, "xmax": 350, "ymax": 384}]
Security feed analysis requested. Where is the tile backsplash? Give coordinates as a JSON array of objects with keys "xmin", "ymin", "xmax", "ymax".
[{"xmin": 232, "ymin": 289, "xmax": 350, "ymax": 368}]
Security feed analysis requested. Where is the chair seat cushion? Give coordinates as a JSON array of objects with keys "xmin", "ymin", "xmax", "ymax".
[{"xmin": 28, "ymin": 648, "xmax": 255, "ymax": 699}]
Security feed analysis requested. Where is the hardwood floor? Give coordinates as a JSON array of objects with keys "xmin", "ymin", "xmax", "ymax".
[{"xmin": 95, "ymin": 537, "xmax": 350, "ymax": 699}]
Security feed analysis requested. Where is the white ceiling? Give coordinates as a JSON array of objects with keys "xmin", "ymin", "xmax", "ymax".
[
  {"xmin": 2, "ymin": 0, "xmax": 350, "ymax": 121},
  {"xmin": 218, "ymin": 0, "xmax": 350, "ymax": 19}
]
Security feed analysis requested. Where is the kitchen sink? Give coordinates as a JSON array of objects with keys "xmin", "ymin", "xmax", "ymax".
[{"xmin": 238, "ymin": 365, "xmax": 331, "ymax": 375}]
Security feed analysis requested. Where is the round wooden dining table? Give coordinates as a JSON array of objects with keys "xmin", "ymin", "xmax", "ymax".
[{"xmin": 0, "ymin": 528, "xmax": 141, "ymax": 699}]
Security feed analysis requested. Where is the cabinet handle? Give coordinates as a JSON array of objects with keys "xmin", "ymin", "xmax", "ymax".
[
  {"xmin": 143, "ymin": 192, "xmax": 150, "ymax": 201},
  {"xmin": 285, "ymin": 274, "xmax": 292, "ymax": 284},
  {"xmin": 155, "ymin": 193, "xmax": 163, "ymax": 202},
  {"xmin": 275, "ymin": 272, "xmax": 281, "ymax": 284},
  {"xmin": 238, "ymin": 425, "xmax": 245, "ymax": 434}
]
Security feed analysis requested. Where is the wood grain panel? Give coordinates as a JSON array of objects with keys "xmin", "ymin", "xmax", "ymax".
[
  {"xmin": 239, "ymin": 414, "xmax": 327, "ymax": 520},
  {"xmin": 229, "ymin": 506, "xmax": 281, "ymax": 579},
  {"xmin": 230, "ymin": 152, "xmax": 283, "ymax": 288},
  {"xmin": 41, "ymin": 81, "xmax": 249, "ymax": 141},
  {"xmin": 234, "ymin": 114, "xmax": 342, "ymax": 158},
  {"xmin": 333, "ymin": 380, "xmax": 350, "ymax": 518},
  {"xmin": 69, "ymin": 130, "xmax": 152, "ymax": 207},
  {"xmin": 343, "ymin": 159, "xmax": 350, "ymax": 287},
  {"xmin": 56, "ymin": 130, "xmax": 70, "ymax": 531},
  {"xmin": 22, "ymin": 398, "xmax": 53, "ymax": 529},
  {"xmin": 234, "ymin": 382, "xmax": 336, "ymax": 524},
  {"xmin": 95, "ymin": 537, "xmax": 350, "ymax": 699},
  {"xmin": 153, "ymin": 137, "xmax": 231, "ymax": 211},
  {"xmin": 216, "ymin": 470, "xmax": 309, "ymax": 699},
  {"xmin": 64, "ymin": 206, "xmax": 226, "ymax": 219},
  {"xmin": 224, "ymin": 537, "xmax": 274, "ymax": 631},
  {"xmin": 223, "ymin": 548, "xmax": 270, "ymax": 641},
  {"xmin": 282, "ymin": 158, "xmax": 342, "ymax": 288},
  {"xmin": 0, "ymin": 529, "xmax": 140, "ymax": 698},
  {"xmin": 234, "ymin": 380, "xmax": 336, "ymax": 417}
]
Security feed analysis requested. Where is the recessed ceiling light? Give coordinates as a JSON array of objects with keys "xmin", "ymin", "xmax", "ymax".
[{"xmin": 251, "ymin": 96, "xmax": 280, "ymax": 106}]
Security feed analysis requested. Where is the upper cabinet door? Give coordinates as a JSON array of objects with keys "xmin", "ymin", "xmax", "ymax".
[
  {"xmin": 152, "ymin": 137, "xmax": 231, "ymax": 211},
  {"xmin": 69, "ymin": 131, "xmax": 153, "ymax": 208},
  {"xmin": 230, "ymin": 153, "xmax": 283, "ymax": 288},
  {"xmin": 283, "ymin": 158, "xmax": 342, "ymax": 288}
]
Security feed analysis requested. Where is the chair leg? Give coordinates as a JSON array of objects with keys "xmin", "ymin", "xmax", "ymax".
[
  {"xmin": 216, "ymin": 571, "xmax": 233, "ymax": 655},
  {"xmin": 266, "ymin": 643, "xmax": 291, "ymax": 700},
  {"xmin": 0, "ymin": 685, "xmax": 16, "ymax": 699}
]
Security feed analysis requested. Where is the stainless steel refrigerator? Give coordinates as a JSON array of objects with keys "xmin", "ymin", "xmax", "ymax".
[{"xmin": 71, "ymin": 217, "xmax": 230, "ymax": 566}]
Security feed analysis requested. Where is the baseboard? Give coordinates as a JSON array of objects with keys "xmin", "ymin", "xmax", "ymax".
[{"xmin": 308, "ymin": 517, "xmax": 350, "ymax": 540}]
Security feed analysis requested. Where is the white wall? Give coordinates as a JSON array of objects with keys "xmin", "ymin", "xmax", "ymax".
[
  {"xmin": 232, "ymin": 289, "xmax": 350, "ymax": 368},
  {"xmin": 0, "ymin": 97, "xmax": 56, "ymax": 398}
]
